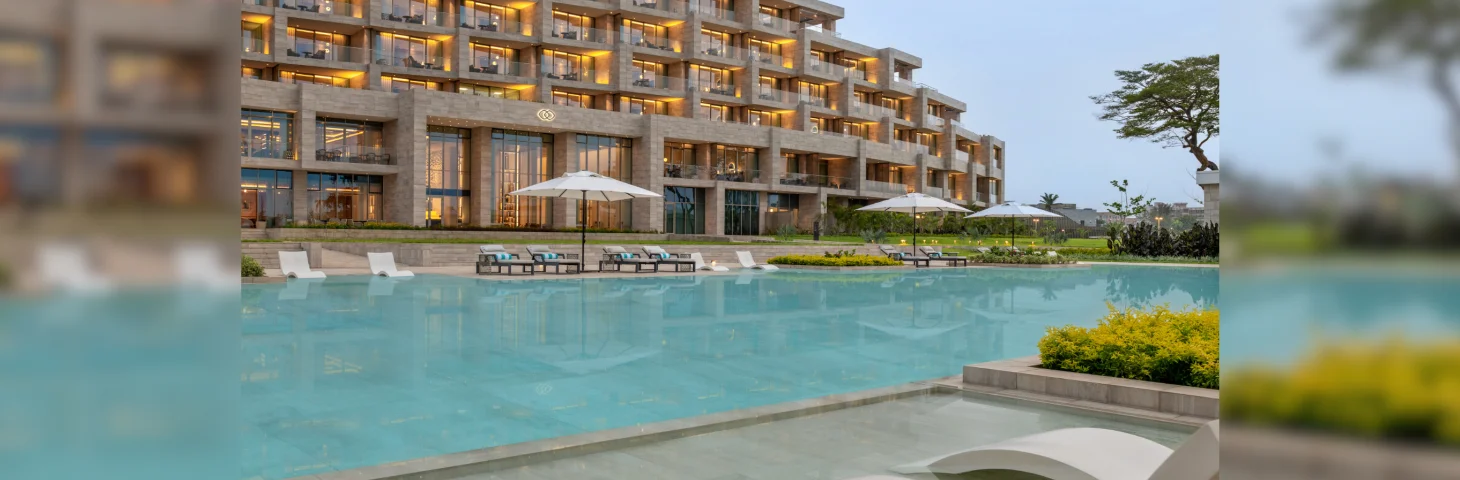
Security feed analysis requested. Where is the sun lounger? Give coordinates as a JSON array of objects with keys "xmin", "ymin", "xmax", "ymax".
[
  {"xmin": 601, "ymin": 246, "xmax": 659, "ymax": 273},
  {"xmin": 477, "ymin": 245, "xmax": 535, "ymax": 275},
  {"xmin": 878, "ymin": 245, "xmax": 930, "ymax": 268},
  {"xmin": 888, "ymin": 420, "xmax": 1219, "ymax": 480},
  {"xmin": 367, "ymin": 252, "xmax": 415, "ymax": 277},
  {"xmin": 174, "ymin": 244, "xmax": 234, "ymax": 290},
  {"xmin": 690, "ymin": 252, "xmax": 729, "ymax": 271},
  {"xmin": 642, "ymin": 246, "xmax": 697, "ymax": 272},
  {"xmin": 918, "ymin": 246, "xmax": 969, "ymax": 267},
  {"xmin": 278, "ymin": 250, "xmax": 326, "ymax": 279},
  {"xmin": 734, "ymin": 251, "xmax": 780, "ymax": 271},
  {"xmin": 39, "ymin": 244, "xmax": 113, "ymax": 292},
  {"xmin": 525, "ymin": 245, "xmax": 581, "ymax": 274}
]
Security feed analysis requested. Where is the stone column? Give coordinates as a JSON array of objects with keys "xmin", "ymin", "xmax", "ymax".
[
  {"xmin": 389, "ymin": 92, "xmax": 428, "ymax": 225},
  {"xmin": 550, "ymin": 136, "xmax": 573, "ymax": 229},
  {"xmin": 706, "ymin": 184, "xmax": 726, "ymax": 235},
  {"xmin": 471, "ymin": 127, "xmax": 492, "ymax": 225},
  {"xmin": 633, "ymin": 117, "xmax": 666, "ymax": 232},
  {"xmin": 765, "ymin": 128, "xmax": 783, "ymax": 187}
]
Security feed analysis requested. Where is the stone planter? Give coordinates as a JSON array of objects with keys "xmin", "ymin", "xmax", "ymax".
[
  {"xmin": 969, "ymin": 262, "xmax": 1090, "ymax": 269},
  {"xmin": 962, "ymin": 355, "xmax": 1217, "ymax": 420},
  {"xmin": 771, "ymin": 264, "xmax": 912, "ymax": 271}
]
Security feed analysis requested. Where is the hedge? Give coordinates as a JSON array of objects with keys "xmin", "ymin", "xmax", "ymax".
[
  {"xmin": 242, "ymin": 255, "xmax": 264, "ymax": 277},
  {"xmin": 292, "ymin": 221, "xmax": 650, "ymax": 234},
  {"xmin": 767, "ymin": 254, "xmax": 903, "ymax": 267},
  {"xmin": 1225, "ymin": 339, "xmax": 1460, "ymax": 446},
  {"xmin": 1038, "ymin": 305, "xmax": 1220, "ymax": 388}
]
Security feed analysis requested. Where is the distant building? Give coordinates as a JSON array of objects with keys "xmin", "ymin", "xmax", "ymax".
[{"xmin": 1052, "ymin": 206, "xmax": 1102, "ymax": 232}]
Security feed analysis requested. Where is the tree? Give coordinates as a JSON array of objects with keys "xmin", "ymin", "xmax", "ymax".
[
  {"xmin": 1312, "ymin": 0, "xmax": 1460, "ymax": 167},
  {"xmin": 1104, "ymin": 179, "xmax": 1155, "ymax": 224},
  {"xmin": 1091, "ymin": 54, "xmax": 1220, "ymax": 171},
  {"xmin": 1038, "ymin": 193, "xmax": 1060, "ymax": 211}
]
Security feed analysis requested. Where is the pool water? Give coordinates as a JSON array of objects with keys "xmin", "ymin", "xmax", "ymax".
[{"xmin": 240, "ymin": 266, "xmax": 1216, "ymax": 479}]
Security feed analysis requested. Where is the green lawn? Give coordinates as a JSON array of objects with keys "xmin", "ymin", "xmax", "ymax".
[{"xmin": 787, "ymin": 234, "xmax": 1108, "ymax": 248}]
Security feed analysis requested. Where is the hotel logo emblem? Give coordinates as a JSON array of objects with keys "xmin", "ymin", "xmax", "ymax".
[{"xmin": 536, "ymin": 108, "xmax": 556, "ymax": 122}]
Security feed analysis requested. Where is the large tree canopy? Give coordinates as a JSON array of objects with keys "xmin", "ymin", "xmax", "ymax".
[{"xmin": 1091, "ymin": 54, "xmax": 1220, "ymax": 171}]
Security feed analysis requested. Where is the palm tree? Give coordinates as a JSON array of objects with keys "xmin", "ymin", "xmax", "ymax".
[{"xmin": 1038, "ymin": 193, "xmax": 1059, "ymax": 211}]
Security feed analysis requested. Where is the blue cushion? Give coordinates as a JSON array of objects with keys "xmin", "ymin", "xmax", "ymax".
[
  {"xmin": 495, "ymin": 253, "xmax": 510, "ymax": 260},
  {"xmin": 658, "ymin": 253, "xmax": 669, "ymax": 259},
  {"xmin": 620, "ymin": 253, "xmax": 633, "ymax": 260},
  {"xmin": 929, "ymin": 252, "xmax": 941, "ymax": 258},
  {"xmin": 544, "ymin": 253, "xmax": 557, "ymax": 260}
]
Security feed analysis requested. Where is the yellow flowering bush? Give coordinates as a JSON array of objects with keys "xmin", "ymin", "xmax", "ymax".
[
  {"xmin": 1038, "ymin": 304, "xmax": 1220, "ymax": 388},
  {"xmin": 767, "ymin": 254, "xmax": 903, "ymax": 267},
  {"xmin": 1225, "ymin": 339, "xmax": 1460, "ymax": 446}
]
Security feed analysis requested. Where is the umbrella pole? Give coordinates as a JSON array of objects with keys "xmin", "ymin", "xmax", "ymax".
[
  {"xmin": 1009, "ymin": 217, "xmax": 1014, "ymax": 247},
  {"xmin": 581, "ymin": 194, "xmax": 587, "ymax": 272},
  {"xmin": 912, "ymin": 205, "xmax": 917, "ymax": 251}
]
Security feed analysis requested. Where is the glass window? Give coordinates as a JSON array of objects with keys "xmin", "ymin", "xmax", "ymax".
[
  {"xmin": 306, "ymin": 172, "xmax": 383, "ymax": 223},
  {"xmin": 799, "ymin": 81, "xmax": 828, "ymax": 101},
  {"xmin": 279, "ymin": 70, "xmax": 350, "ymax": 88},
  {"xmin": 241, "ymin": 21, "xmax": 267, "ymax": 54},
  {"xmin": 699, "ymin": 102, "xmax": 730, "ymax": 122},
  {"xmin": 713, "ymin": 145, "xmax": 757, "ymax": 181},
  {"xmin": 426, "ymin": 126, "xmax": 471, "ymax": 226},
  {"xmin": 576, "ymin": 135, "xmax": 633, "ymax": 230},
  {"xmin": 242, "ymin": 66, "xmax": 264, "ymax": 80},
  {"xmin": 286, "ymin": 27, "xmax": 347, "ymax": 58},
  {"xmin": 747, "ymin": 38, "xmax": 782, "ymax": 66},
  {"xmin": 492, "ymin": 129, "xmax": 554, "ymax": 228},
  {"xmin": 699, "ymin": 28, "xmax": 730, "ymax": 52},
  {"xmin": 748, "ymin": 110, "xmax": 779, "ymax": 128},
  {"xmin": 663, "ymin": 186, "xmax": 704, "ymax": 234},
  {"xmin": 459, "ymin": 83, "xmax": 520, "ymax": 100},
  {"xmin": 847, "ymin": 122, "xmax": 869, "ymax": 139},
  {"xmin": 630, "ymin": 60, "xmax": 666, "ymax": 83},
  {"xmin": 552, "ymin": 90, "xmax": 591, "ymax": 108},
  {"xmin": 542, "ymin": 49, "xmax": 594, "ymax": 79},
  {"xmin": 240, "ymin": 109, "xmax": 294, "ymax": 159},
  {"xmin": 551, "ymin": 10, "xmax": 593, "ymax": 38},
  {"xmin": 623, "ymin": 19, "xmax": 669, "ymax": 48},
  {"xmin": 620, "ymin": 96, "xmax": 666, "ymax": 115},
  {"xmin": 691, "ymin": 64, "xmax": 733, "ymax": 94},
  {"xmin": 783, "ymin": 153, "xmax": 800, "ymax": 174},
  {"xmin": 469, "ymin": 43, "xmax": 518, "ymax": 73},
  {"xmin": 0, "ymin": 38, "xmax": 54, "ymax": 103},
  {"xmin": 316, "ymin": 117, "xmax": 385, "ymax": 160},
  {"xmin": 767, "ymin": 193, "xmax": 799, "ymax": 213},
  {"xmin": 373, "ymin": 31, "xmax": 443, "ymax": 67},
  {"xmin": 461, "ymin": 2, "xmax": 519, "ymax": 30},
  {"xmin": 241, "ymin": 168, "xmax": 294, "ymax": 227},
  {"xmin": 724, "ymin": 190, "xmax": 759, "ymax": 235},
  {"xmin": 382, "ymin": 0, "xmax": 446, "ymax": 25},
  {"xmin": 382, "ymin": 76, "xmax": 441, "ymax": 92}
]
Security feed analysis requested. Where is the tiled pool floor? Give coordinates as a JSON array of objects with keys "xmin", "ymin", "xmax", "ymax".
[{"xmin": 450, "ymin": 391, "xmax": 1192, "ymax": 480}]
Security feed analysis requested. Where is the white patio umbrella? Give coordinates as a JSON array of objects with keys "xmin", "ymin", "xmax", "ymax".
[
  {"xmin": 509, "ymin": 171, "xmax": 662, "ymax": 267},
  {"xmin": 966, "ymin": 202, "xmax": 1062, "ymax": 247},
  {"xmin": 858, "ymin": 193, "xmax": 972, "ymax": 247}
]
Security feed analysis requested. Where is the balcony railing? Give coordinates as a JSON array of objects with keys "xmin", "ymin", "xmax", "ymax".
[
  {"xmin": 864, "ymin": 180, "xmax": 913, "ymax": 194},
  {"xmin": 373, "ymin": 50, "xmax": 446, "ymax": 70},
  {"xmin": 621, "ymin": 31, "xmax": 680, "ymax": 52},
  {"xmin": 550, "ymin": 27, "xmax": 613, "ymax": 45},
  {"xmin": 798, "ymin": 93, "xmax": 828, "ymax": 108},
  {"xmin": 690, "ymin": 78, "xmax": 737, "ymax": 97},
  {"xmin": 753, "ymin": 86, "xmax": 791, "ymax": 103},
  {"xmin": 242, "ymin": 0, "xmax": 268, "ymax": 5},
  {"xmin": 279, "ymin": 0, "xmax": 359, "ymax": 17},
  {"xmin": 630, "ymin": 0, "xmax": 687, "ymax": 14},
  {"xmin": 243, "ymin": 145, "xmax": 295, "ymax": 160},
  {"xmin": 803, "ymin": 24, "xmax": 842, "ymax": 38},
  {"xmin": 816, "ymin": 128, "xmax": 851, "ymax": 139},
  {"xmin": 467, "ymin": 60, "xmax": 531, "ymax": 77},
  {"xmin": 663, "ymin": 163, "xmax": 705, "ymax": 179},
  {"xmin": 891, "ymin": 140, "xmax": 929, "ymax": 154},
  {"xmin": 749, "ymin": 50, "xmax": 790, "ymax": 69},
  {"xmin": 460, "ymin": 19, "xmax": 526, "ymax": 35},
  {"xmin": 714, "ymin": 169, "xmax": 761, "ymax": 182},
  {"xmin": 630, "ymin": 75, "xmax": 687, "ymax": 91},
  {"xmin": 379, "ymin": 9, "xmax": 452, "ymax": 27},
  {"xmin": 241, "ymin": 35, "xmax": 265, "ymax": 54},
  {"xmin": 286, "ymin": 41, "xmax": 365, "ymax": 63},
  {"xmin": 978, "ymin": 192, "xmax": 990, "ymax": 203},
  {"xmin": 757, "ymin": 14, "xmax": 794, "ymax": 33},
  {"xmin": 690, "ymin": 1, "xmax": 735, "ymax": 21},
  {"xmin": 779, "ymin": 173, "xmax": 853, "ymax": 189},
  {"xmin": 954, "ymin": 150, "xmax": 970, "ymax": 164},
  {"xmin": 925, "ymin": 186, "xmax": 945, "ymax": 198},
  {"xmin": 542, "ymin": 66, "xmax": 599, "ymax": 83},
  {"xmin": 699, "ymin": 43, "xmax": 747, "ymax": 61},
  {"xmin": 847, "ymin": 68, "xmax": 868, "ymax": 82},
  {"xmin": 925, "ymin": 114, "xmax": 945, "ymax": 129},
  {"xmin": 315, "ymin": 146, "xmax": 394, "ymax": 165},
  {"xmin": 892, "ymin": 76, "xmax": 917, "ymax": 90}
]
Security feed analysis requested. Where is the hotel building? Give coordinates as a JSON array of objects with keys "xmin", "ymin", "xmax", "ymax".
[{"xmin": 240, "ymin": 0, "xmax": 1006, "ymax": 234}]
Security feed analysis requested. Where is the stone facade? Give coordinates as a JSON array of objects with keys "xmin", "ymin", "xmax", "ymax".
[{"xmin": 240, "ymin": 0, "xmax": 1007, "ymax": 234}]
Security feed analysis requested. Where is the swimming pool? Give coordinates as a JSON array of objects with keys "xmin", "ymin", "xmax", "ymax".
[{"xmin": 240, "ymin": 266, "xmax": 1216, "ymax": 479}]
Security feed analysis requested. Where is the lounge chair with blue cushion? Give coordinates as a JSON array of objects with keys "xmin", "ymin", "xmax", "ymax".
[
  {"xmin": 918, "ymin": 246, "xmax": 969, "ymax": 267},
  {"xmin": 477, "ymin": 245, "xmax": 534, "ymax": 275},
  {"xmin": 878, "ymin": 245, "xmax": 930, "ymax": 268},
  {"xmin": 525, "ymin": 245, "xmax": 581, "ymax": 274},
  {"xmin": 601, "ymin": 246, "xmax": 659, "ymax": 273},
  {"xmin": 642, "ymin": 246, "xmax": 697, "ymax": 272}
]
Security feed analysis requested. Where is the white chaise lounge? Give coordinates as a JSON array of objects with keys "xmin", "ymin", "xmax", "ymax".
[
  {"xmin": 368, "ymin": 252, "xmax": 415, "ymax": 277},
  {"xmin": 690, "ymin": 253, "xmax": 729, "ymax": 272},
  {"xmin": 278, "ymin": 251, "xmax": 326, "ymax": 279},
  {"xmin": 734, "ymin": 251, "xmax": 779, "ymax": 271},
  {"xmin": 39, "ymin": 244, "xmax": 112, "ymax": 292},
  {"xmin": 175, "ymin": 244, "xmax": 235, "ymax": 290},
  {"xmin": 881, "ymin": 420, "xmax": 1219, "ymax": 480}
]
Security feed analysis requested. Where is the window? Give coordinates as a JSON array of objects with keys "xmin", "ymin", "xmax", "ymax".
[
  {"xmin": 382, "ymin": 0, "xmax": 446, "ymax": 25},
  {"xmin": 748, "ymin": 110, "xmax": 780, "ymax": 128},
  {"xmin": 854, "ymin": 91, "xmax": 871, "ymax": 104},
  {"xmin": 459, "ymin": 83, "xmax": 521, "ymax": 100},
  {"xmin": 663, "ymin": 186, "xmax": 704, "ymax": 234},
  {"xmin": 426, "ymin": 126, "xmax": 471, "ymax": 226},
  {"xmin": 919, "ymin": 133, "xmax": 940, "ymax": 156},
  {"xmin": 994, "ymin": 146, "xmax": 1004, "ymax": 169},
  {"xmin": 623, "ymin": 19, "xmax": 669, "ymax": 48},
  {"xmin": 552, "ymin": 91, "xmax": 591, "ymax": 108},
  {"xmin": 747, "ymin": 38, "xmax": 781, "ymax": 65},
  {"xmin": 279, "ymin": 71, "xmax": 350, "ymax": 88},
  {"xmin": 307, "ymin": 173, "xmax": 383, "ymax": 223},
  {"xmin": 469, "ymin": 44, "xmax": 518, "ymax": 73},
  {"xmin": 382, "ymin": 76, "xmax": 441, "ymax": 92},
  {"xmin": 691, "ymin": 64, "xmax": 733, "ymax": 95},
  {"xmin": 799, "ymin": 81, "xmax": 828, "ymax": 105},
  {"xmin": 373, "ymin": 31, "xmax": 443, "ymax": 68},
  {"xmin": 240, "ymin": 109, "xmax": 293, "ymax": 159},
  {"xmin": 699, "ymin": 28, "xmax": 730, "ymax": 54},
  {"xmin": 809, "ymin": 50, "xmax": 828, "ymax": 70},
  {"xmin": 542, "ymin": 49, "xmax": 594, "ymax": 79},
  {"xmin": 699, "ymin": 102, "xmax": 730, "ymax": 122},
  {"xmin": 551, "ymin": 10, "xmax": 593, "ymax": 38},
  {"xmin": 783, "ymin": 152, "xmax": 800, "ymax": 174},
  {"xmin": 241, "ymin": 21, "xmax": 267, "ymax": 54},
  {"xmin": 757, "ymin": 75, "xmax": 781, "ymax": 90},
  {"xmin": 576, "ymin": 135, "xmax": 633, "ymax": 230},
  {"xmin": 713, "ymin": 145, "xmax": 757, "ymax": 181},
  {"xmin": 767, "ymin": 193, "xmax": 799, "ymax": 213},
  {"xmin": 880, "ymin": 97, "xmax": 903, "ymax": 117},
  {"xmin": 287, "ymin": 27, "xmax": 348, "ymax": 59},
  {"xmin": 242, "ymin": 66, "xmax": 265, "ymax": 80},
  {"xmin": 493, "ymin": 129, "xmax": 553, "ymax": 228},
  {"xmin": 846, "ymin": 122, "xmax": 869, "ymax": 139},
  {"xmin": 241, "ymin": 168, "xmax": 293, "ymax": 228},
  {"xmin": 630, "ymin": 60, "xmax": 666, "ymax": 84},
  {"xmin": 724, "ymin": 190, "xmax": 759, "ymax": 235},
  {"xmin": 620, "ymin": 96, "xmax": 667, "ymax": 115},
  {"xmin": 810, "ymin": 117, "xmax": 831, "ymax": 133},
  {"xmin": 316, "ymin": 117, "xmax": 385, "ymax": 159},
  {"xmin": 461, "ymin": 2, "xmax": 519, "ymax": 31}
]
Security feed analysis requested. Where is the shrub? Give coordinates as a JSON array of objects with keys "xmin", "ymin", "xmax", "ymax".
[
  {"xmin": 1038, "ymin": 305, "xmax": 1220, "ymax": 388},
  {"xmin": 1225, "ymin": 339, "xmax": 1460, "ymax": 446},
  {"xmin": 1175, "ymin": 222, "xmax": 1220, "ymax": 258},
  {"xmin": 1042, "ymin": 229, "xmax": 1071, "ymax": 246},
  {"xmin": 241, "ymin": 255, "xmax": 265, "ymax": 277},
  {"xmin": 767, "ymin": 254, "xmax": 903, "ymax": 267},
  {"xmin": 292, "ymin": 222, "xmax": 649, "ymax": 234},
  {"xmin": 1037, "ymin": 247, "xmax": 1111, "ymax": 256},
  {"xmin": 822, "ymin": 249, "xmax": 859, "ymax": 258},
  {"xmin": 859, "ymin": 229, "xmax": 888, "ymax": 244},
  {"xmin": 969, "ymin": 253, "xmax": 1074, "ymax": 265},
  {"xmin": 773, "ymin": 224, "xmax": 799, "ymax": 241},
  {"xmin": 1110, "ymin": 221, "xmax": 1220, "ymax": 258}
]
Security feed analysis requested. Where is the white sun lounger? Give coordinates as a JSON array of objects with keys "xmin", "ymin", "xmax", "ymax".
[
  {"xmin": 175, "ymin": 244, "xmax": 236, "ymax": 290},
  {"xmin": 690, "ymin": 253, "xmax": 729, "ymax": 272},
  {"xmin": 734, "ymin": 251, "xmax": 779, "ymax": 271},
  {"xmin": 887, "ymin": 420, "xmax": 1219, "ymax": 480},
  {"xmin": 278, "ymin": 251, "xmax": 326, "ymax": 279},
  {"xmin": 39, "ymin": 244, "xmax": 113, "ymax": 292},
  {"xmin": 367, "ymin": 252, "xmax": 415, "ymax": 277}
]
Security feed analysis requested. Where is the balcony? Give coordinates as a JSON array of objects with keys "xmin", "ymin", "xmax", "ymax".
[
  {"xmin": 373, "ymin": 50, "xmax": 446, "ymax": 70},
  {"xmin": 690, "ymin": 78, "xmax": 737, "ymax": 97},
  {"xmin": 698, "ymin": 43, "xmax": 747, "ymax": 62},
  {"xmin": 779, "ymin": 173, "xmax": 853, "ymax": 189},
  {"xmin": 630, "ymin": 74, "xmax": 687, "ymax": 91},
  {"xmin": 892, "ymin": 76, "xmax": 917, "ymax": 91},
  {"xmin": 315, "ymin": 146, "xmax": 394, "ymax": 165},
  {"xmin": 714, "ymin": 169, "xmax": 761, "ymax": 182},
  {"xmin": 460, "ymin": 19, "xmax": 526, "ymax": 35},
  {"xmin": 243, "ymin": 145, "xmax": 295, "ymax": 160},
  {"xmin": 629, "ymin": 0, "xmax": 687, "ymax": 15},
  {"xmin": 286, "ymin": 41, "xmax": 366, "ymax": 63},
  {"xmin": 925, "ymin": 114, "xmax": 945, "ymax": 129},
  {"xmin": 752, "ymin": 86, "xmax": 792, "ymax": 104},
  {"xmin": 954, "ymin": 150, "xmax": 970, "ymax": 164},
  {"xmin": 925, "ymin": 186, "xmax": 945, "ymax": 198},
  {"xmin": 978, "ymin": 192, "xmax": 991, "ymax": 203},
  {"xmin": 757, "ymin": 14, "xmax": 795, "ymax": 34},
  {"xmin": 689, "ymin": 1, "xmax": 735, "ymax": 21},
  {"xmin": 749, "ymin": 50, "xmax": 791, "ymax": 69},
  {"xmin": 551, "ymin": 26, "xmax": 613, "ymax": 45},
  {"xmin": 663, "ymin": 163, "xmax": 705, "ymax": 179},
  {"xmin": 797, "ymin": 93, "xmax": 828, "ymax": 108},
  {"xmin": 279, "ymin": 0, "xmax": 360, "ymax": 17},
  {"xmin": 816, "ymin": 128, "xmax": 852, "ymax": 139},
  {"xmin": 379, "ymin": 9, "xmax": 452, "ymax": 27},
  {"xmin": 891, "ymin": 140, "xmax": 928, "ymax": 154},
  {"xmin": 467, "ymin": 60, "xmax": 532, "ymax": 77},
  {"xmin": 620, "ymin": 31, "xmax": 680, "ymax": 52},
  {"xmin": 542, "ymin": 66, "xmax": 600, "ymax": 84},
  {"xmin": 803, "ymin": 24, "xmax": 842, "ymax": 38},
  {"xmin": 241, "ymin": 35, "xmax": 265, "ymax": 55},
  {"xmin": 864, "ymin": 180, "xmax": 912, "ymax": 194}
]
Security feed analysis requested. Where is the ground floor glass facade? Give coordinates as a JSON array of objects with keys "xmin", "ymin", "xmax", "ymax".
[
  {"xmin": 725, "ymin": 189, "xmax": 760, "ymax": 235},
  {"xmin": 241, "ymin": 168, "xmax": 293, "ymax": 227},
  {"xmin": 664, "ymin": 186, "xmax": 704, "ymax": 234},
  {"xmin": 307, "ymin": 172, "xmax": 383, "ymax": 223},
  {"xmin": 492, "ymin": 129, "xmax": 553, "ymax": 228}
]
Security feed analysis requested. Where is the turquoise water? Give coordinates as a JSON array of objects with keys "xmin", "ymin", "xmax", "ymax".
[{"xmin": 240, "ymin": 266, "xmax": 1216, "ymax": 479}]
